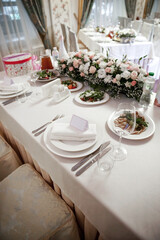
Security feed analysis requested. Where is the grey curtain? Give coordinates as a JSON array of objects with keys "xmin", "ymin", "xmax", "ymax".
[
  {"xmin": 81, "ymin": 0, "xmax": 94, "ymax": 28},
  {"xmin": 146, "ymin": 0, "xmax": 154, "ymax": 18},
  {"xmin": 125, "ymin": 0, "xmax": 137, "ymax": 19},
  {"xmin": 22, "ymin": 0, "xmax": 51, "ymax": 49}
]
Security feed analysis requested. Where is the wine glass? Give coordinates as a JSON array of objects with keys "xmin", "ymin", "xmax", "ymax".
[
  {"xmin": 30, "ymin": 72, "xmax": 41, "ymax": 99},
  {"xmin": 110, "ymin": 103, "xmax": 136, "ymax": 161}
]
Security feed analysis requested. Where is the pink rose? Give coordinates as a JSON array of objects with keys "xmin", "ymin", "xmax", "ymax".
[
  {"xmin": 130, "ymin": 71, "xmax": 138, "ymax": 80},
  {"xmin": 89, "ymin": 66, "xmax": 96, "ymax": 74},
  {"xmin": 133, "ymin": 67, "xmax": 140, "ymax": 72},
  {"xmin": 80, "ymin": 72, "xmax": 85, "ymax": 77},
  {"xmin": 89, "ymin": 55, "xmax": 94, "ymax": 59},
  {"xmin": 96, "ymin": 60, "xmax": 101, "ymax": 64},
  {"xmin": 69, "ymin": 66, "xmax": 74, "ymax": 71},
  {"xmin": 84, "ymin": 57, "xmax": 89, "ymax": 62},
  {"xmin": 78, "ymin": 59, "xmax": 82, "ymax": 65},
  {"xmin": 127, "ymin": 66, "xmax": 134, "ymax": 71},
  {"xmin": 105, "ymin": 67, "xmax": 111, "ymax": 73},
  {"xmin": 131, "ymin": 80, "xmax": 137, "ymax": 86},
  {"xmin": 62, "ymin": 64, "xmax": 66, "ymax": 69},
  {"xmin": 75, "ymin": 52, "xmax": 82, "ymax": 58},
  {"xmin": 60, "ymin": 59, "xmax": 65, "ymax": 63},
  {"xmin": 73, "ymin": 59, "xmax": 79, "ymax": 68},
  {"xmin": 112, "ymin": 78, "xmax": 117, "ymax": 83},
  {"xmin": 107, "ymin": 61, "xmax": 113, "ymax": 66}
]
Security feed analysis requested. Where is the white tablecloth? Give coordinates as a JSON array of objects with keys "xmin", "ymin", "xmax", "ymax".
[
  {"xmin": 0, "ymin": 72, "xmax": 160, "ymax": 240},
  {"xmin": 78, "ymin": 29, "xmax": 155, "ymax": 60}
]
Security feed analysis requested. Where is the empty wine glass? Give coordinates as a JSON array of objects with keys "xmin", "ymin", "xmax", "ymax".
[
  {"xmin": 30, "ymin": 72, "xmax": 41, "ymax": 99},
  {"xmin": 110, "ymin": 103, "xmax": 136, "ymax": 161}
]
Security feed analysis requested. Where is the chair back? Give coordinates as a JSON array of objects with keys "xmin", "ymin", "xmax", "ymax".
[
  {"xmin": 140, "ymin": 22, "xmax": 154, "ymax": 41},
  {"xmin": 118, "ymin": 17, "xmax": 132, "ymax": 29},
  {"xmin": 153, "ymin": 25, "xmax": 160, "ymax": 57},
  {"xmin": 132, "ymin": 20, "xmax": 143, "ymax": 33},
  {"xmin": 69, "ymin": 30, "xmax": 79, "ymax": 52},
  {"xmin": 60, "ymin": 23, "xmax": 70, "ymax": 52}
]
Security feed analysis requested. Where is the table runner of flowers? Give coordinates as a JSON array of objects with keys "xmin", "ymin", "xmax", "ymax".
[{"xmin": 58, "ymin": 51, "xmax": 148, "ymax": 101}]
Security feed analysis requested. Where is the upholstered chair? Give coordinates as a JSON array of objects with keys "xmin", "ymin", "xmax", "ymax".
[
  {"xmin": 0, "ymin": 164, "xmax": 80, "ymax": 240},
  {"xmin": 0, "ymin": 135, "xmax": 22, "ymax": 181}
]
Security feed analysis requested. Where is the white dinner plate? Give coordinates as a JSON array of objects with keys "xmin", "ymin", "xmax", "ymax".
[
  {"xmin": 0, "ymin": 83, "xmax": 30, "ymax": 99},
  {"xmin": 107, "ymin": 112, "xmax": 155, "ymax": 140},
  {"xmin": 74, "ymin": 92, "xmax": 110, "ymax": 106},
  {"xmin": 36, "ymin": 70, "xmax": 60, "ymax": 82},
  {"xmin": 43, "ymin": 117, "xmax": 102, "ymax": 158},
  {"xmin": 50, "ymin": 116, "xmax": 98, "ymax": 152},
  {"xmin": 61, "ymin": 80, "xmax": 83, "ymax": 92}
]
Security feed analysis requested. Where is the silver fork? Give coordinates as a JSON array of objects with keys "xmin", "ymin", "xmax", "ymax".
[{"xmin": 34, "ymin": 114, "xmax": 64, "ymax": 137}]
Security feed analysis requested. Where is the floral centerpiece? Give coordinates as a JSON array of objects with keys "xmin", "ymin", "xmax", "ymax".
[
  {"xmin": 58, "ymin": 51, "xmax": 148, "ymax": 101},
  {"xmin": 95, "ymin": 26, "xmax": 106, "ymax": 33},
  {"xmin": 116, "ymin": 28, "xmax": 137, "ymax": 43}
]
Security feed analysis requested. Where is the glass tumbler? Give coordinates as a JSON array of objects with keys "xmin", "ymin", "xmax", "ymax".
[{"xmin": 97, "ymin": 146, "xmax": 114, "ymax": 173}]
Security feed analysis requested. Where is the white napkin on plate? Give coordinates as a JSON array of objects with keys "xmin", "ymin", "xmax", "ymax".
[
  {"xmin": 51, "ymin": 123, "xmax": 97, "ymax": 141},
  {"xmin": 0, "ymin": 82, "xmax": 25, "ymax": 92}
]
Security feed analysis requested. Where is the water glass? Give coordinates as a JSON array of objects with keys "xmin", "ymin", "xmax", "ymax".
[{"xmin": 97, "ymin": 147, "xmax": 114, "ymax": 174}]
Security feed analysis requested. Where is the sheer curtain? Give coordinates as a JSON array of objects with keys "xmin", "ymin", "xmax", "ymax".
[
  {"xmin": 87, "ymin": 0, "xmax": 127, "ymax": 28},
  {"xmin": 0, "ymin": 0, "xmax": 44, "ymax": 71}
]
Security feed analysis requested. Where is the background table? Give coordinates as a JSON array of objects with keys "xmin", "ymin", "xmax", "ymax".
[{"xmin": 0, "ymin": 72, "xmax": 160, "ymax": 240}]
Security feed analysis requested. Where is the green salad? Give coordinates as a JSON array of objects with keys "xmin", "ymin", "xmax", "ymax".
[
  {"xmin": 80, "ymin": 90, "xmax": 104, "ymax": 102},
  {"xmin": 36, "ymin": 70, "xmax": 55, "ymax": 79}
]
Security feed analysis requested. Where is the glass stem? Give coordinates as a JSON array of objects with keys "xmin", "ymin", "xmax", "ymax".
[{"xmin": 118, "ymin": 132, "xmax": 123, "ymax": 149}]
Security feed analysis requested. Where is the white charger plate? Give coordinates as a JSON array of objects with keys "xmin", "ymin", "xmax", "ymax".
[
  {"xmin": 50, "ymin": 117, "xmax": 98, "ymax": 152},
  {"xmin": 74, "ymin": 92, "xmax": 110, "ymax": 106},
  {"xmin": 107, "ymin": 112, "xmax": 155, "ymax": 140},
  {"xmin": 43, "ymin": 117, "xmax": 102, "ymax": 158},
  {"xmin": 0, "ymin": 83, "xmax": 30, "ymax": 99}
]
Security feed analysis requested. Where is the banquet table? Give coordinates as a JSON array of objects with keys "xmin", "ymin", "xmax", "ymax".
[
  {"xmin": 0, "ymin": 71, "xmax": 160, "ymax": 240},
  {"xmin": 78, "ymin": 29, "xmax": 155, "ymax": 60}
]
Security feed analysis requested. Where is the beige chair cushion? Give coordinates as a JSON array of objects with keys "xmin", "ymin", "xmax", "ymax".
[
  {"xmin": 0, "ymin": 164, "xmax": 80, "ymax": 240},
  {"xmin": 0, "ymin": 135, "xmax": 22, "ymax": 181}
]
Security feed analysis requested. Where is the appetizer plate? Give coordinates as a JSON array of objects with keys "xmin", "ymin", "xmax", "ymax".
[
  {"xmin": 50, "ymin": 116, "xmax": 98, "ymax": 152},
  {"xmin": 61, "ymin": 80, "xmax": 83, "ymax": 92},
  {"xmin": 0, "ymin": 83, "xmax": 30, "ymax": 99},
  {"xmin": 107, "ymin": 112, "xmax": 155, "ymax": 140},
  {"xmin": 43, "ymin": 117, "xmax": 102, "ymax": 158},
  {"xmin": 36, "ymin": 70, "xmax": 60, "ymax": 82},
  {"xmin": 74, "ymin": 92, "xmax": 110, "ymax": 106}
]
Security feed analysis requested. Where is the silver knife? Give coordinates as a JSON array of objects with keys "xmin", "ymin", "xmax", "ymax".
[
  {"xmin": 71, "ymin": 141, "xmax": 110, "ymax": 171},
  {"xmin": 75, "ymin": 146, "xmax": 111, "ymax": 177},
  {"xmin": 2, "ymin": 92, "xmax": 32, "ymax": 106}
]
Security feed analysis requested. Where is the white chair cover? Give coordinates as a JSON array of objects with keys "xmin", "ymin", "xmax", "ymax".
[
  {"xmin": 153, "ymin": 25, "xmax": 160, "ymax": 57},
  {"xmin": 140, "ymin": 22, "xmax": 154, "ymax": 41},
  {"xmin": 132, "ymin": 20, "xmax": 143, "ymax": 33},
  {"xmin": 60, "ymin": 23, "xmax": 70, "ymax": 52},
  {"xmin": 118, "ymin": 17, "xmax": 132, "ymax": 29},
  {"xmin": 69, "ymin": 30, "xmax": 79, "ymax": 52}
]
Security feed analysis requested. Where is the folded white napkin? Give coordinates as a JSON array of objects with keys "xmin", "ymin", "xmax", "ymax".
[
  {"xmin": 0, "ymin": 82, "xmax": 24, "ymax": 92},
  {"xmin": 51, "ymin": 123, "xmax": 97, "ymax": 141}
]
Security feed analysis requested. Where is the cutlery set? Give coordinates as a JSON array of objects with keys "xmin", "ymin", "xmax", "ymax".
[
  {"xmin": 32, "ymin": 114, "xmax": 64, "ymax": 136},
  {"xmin": 72, "ymin": 141, "xmax": 111, "ymax": 176},
  {"xmin": 2, "ymin": 92, "xmax": 33, "ymax": 106}
]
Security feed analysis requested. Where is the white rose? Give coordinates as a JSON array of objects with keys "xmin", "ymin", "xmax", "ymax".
[
  {"xmin": 79, "ymin": 64, "xmax": 84, "ymax": 72},
  {"xmin": 99, "ymin": 61, "xmax": 107, "ymax": 69},
  {"xmin": 84, "ymin": 62, "xmax": 90, "ymax": 74},
  {"xmin": 121, "ymin": 70, "xmax": 130, "ymax": 79},
  {"xmin": 104, "ymin": 75, "xmax": 112, "ymax": 83},
  {"xmin": 116, "ymin": 74, "xmax": 121, "ymax": 81},
  {"xmin": 98, "ymin": 69, "xmax": 106, "ymax": 78},
  {"xmin": 125, "ymin": 81, "xmax": 131, "ymax": 88},
  {"xmin": 120, "ymin": 63, "xmax": 128, "ymax": 72}
]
